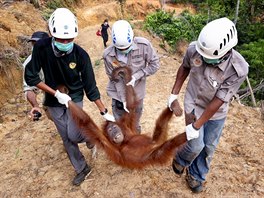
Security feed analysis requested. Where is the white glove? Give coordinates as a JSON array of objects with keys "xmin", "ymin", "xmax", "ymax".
[
  {"xmin": 126, "ymin": 76, "xmax": 136, "ymax": 87},
  {"xmin": 123, "ymin": 102, "xmax": 130, "ymax": 113},
  {"xmin": 103, "ymin": 112, "xmax": 116, "ymax": 122},
  {"xmin": 54, "ymin": 90, "xmax": 71, "ymax": 108},
  {"xmin": 167, "ymin": 94, "xmax": 178, "ymax": 111},
  {"xmin": 186, "ymin": 123, "xmax": 199, "ymax": 141}
]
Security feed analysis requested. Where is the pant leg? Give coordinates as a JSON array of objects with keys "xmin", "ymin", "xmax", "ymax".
[
  {"xmin": 102, "ymin": 34, "xmax": 108, "ymax": 47},
  {"xmin": 188, "ymin": 118, "xmax": 225, "ymax": 181},
  {"xmin": 111, "ymin": 98, "xmax": 143, "ymax": 133},
  {"xmin": 175, "ymin": 125, "xmax": 205, "ymax": 167},
  {"xmin": 47, "ymin": 101, "xmax": 87, "ymax": 174}
]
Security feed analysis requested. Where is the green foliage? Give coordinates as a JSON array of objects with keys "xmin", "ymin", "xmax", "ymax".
[
  {"xmin": 144, "ymin": 10, "xmax": 207, "ymax": 48},
  {"xmin": 42, "ymin": 0, "xmax": 79, "ymax": 21},
  {"xmin": 238, "ymin": 39, "xmax": 264, "ymax": 88},
  {"xmin": 94, "ymin": 59, "xmax": 101, "ymax": 68},
  {"xmin": 144, "ymin": 1, "xmax": 264, "ymax": 104},
  {"xmin": 46, "ymin": 0, "xmax": 79, "ymax": 10},
  {"xmin": 237, "ymin": 22, "xmax": 264, "ymax": 45}
]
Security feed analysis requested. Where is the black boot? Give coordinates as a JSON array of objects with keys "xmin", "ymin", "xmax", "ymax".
[
  {"xmin": 72, "ymin": 164, "xmax": 92, "ymax": 186},
  {"xmin": 172, "ymin": 159, "xmax": 185, "ymax": 175}
]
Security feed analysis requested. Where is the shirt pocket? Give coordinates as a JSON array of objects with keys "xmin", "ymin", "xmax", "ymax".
[
  {"xmin": 200, "ymin": 69, "xmax": 225, "ymax": 101},
  {"xmin": 131, "ymin": 54, "xmax": 145, "ymax": 68},
  {"xmin": 207, "ymin": 68, "xmax": 225, "ymax": 89}
]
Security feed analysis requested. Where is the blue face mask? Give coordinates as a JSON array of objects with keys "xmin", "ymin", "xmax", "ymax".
[
  {"xmin": 203, "ymin": 57, "xmax": 221, "ymax": 65},
  {"xmin": 54, "ymin": 41, "xmax": 74, "ymax": 52},
  {"xmin": 117, "ymin": 46, "xmax": 133, "ymax": 55}
]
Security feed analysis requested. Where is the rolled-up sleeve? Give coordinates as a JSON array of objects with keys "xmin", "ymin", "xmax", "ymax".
[
  {"xmin": 216, "ymin": 74, "xmax": 247, "ymax": 102},
  {"xmin": 133, "ymin": 41, "xmax": 160, "ymax": 80}
]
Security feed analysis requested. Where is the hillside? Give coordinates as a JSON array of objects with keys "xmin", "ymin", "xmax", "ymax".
[{"xmin": 0, "ymin": 0, "xmax": 263, "ymax": 197}]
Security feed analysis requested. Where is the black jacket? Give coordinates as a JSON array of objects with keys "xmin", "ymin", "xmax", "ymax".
[{"xmin": 25, "ymin": 37, "xmax": 100, "ymax": 107}]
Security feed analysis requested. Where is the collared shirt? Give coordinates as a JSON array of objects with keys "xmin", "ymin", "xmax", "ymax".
[
  {"xmin": 103, "ymin": 37, "xmax": 160, "ymax": 102},
  {"xmin": 183, "ymin": 42, "xmax": 249, "ymax": 120}
]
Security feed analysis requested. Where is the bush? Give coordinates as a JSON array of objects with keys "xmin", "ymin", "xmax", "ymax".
[
  {"xmin": 144, "ymin": 10, "xmax": 207, "ymax": 50},
  {"xmin": 238, "ymin": 39, "xmax": 264, "ymax": 88}
]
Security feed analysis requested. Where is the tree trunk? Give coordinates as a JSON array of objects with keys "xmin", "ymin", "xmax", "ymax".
[
  {"xmin": 234, "ymin": 0, "xmax": 240, "ymax": 25},
  {"xmin": 246, "ymin": 76, "xmax": 257, "ymax": 107}
]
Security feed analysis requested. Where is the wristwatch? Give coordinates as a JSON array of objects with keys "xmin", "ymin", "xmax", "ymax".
[{"xmin": 100, "ymin": 108, "xmax": 108, "ymax": 115}]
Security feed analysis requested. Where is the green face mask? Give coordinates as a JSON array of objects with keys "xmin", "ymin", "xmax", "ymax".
[
  {"xmin": 54, "ymin": 41, "xmax": 74, "ymax": 52},
  {"xmin": 116, "ymin": 46, "xmax": 133, "ymax": 55},
  {"xmin": 203, "ymin": 57, "xmax": 221, "ymax": 65}
]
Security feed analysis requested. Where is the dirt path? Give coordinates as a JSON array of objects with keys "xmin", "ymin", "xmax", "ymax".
[{"xmin": 0, "ymin": 1, "xmax": 263, "ymax": 197}]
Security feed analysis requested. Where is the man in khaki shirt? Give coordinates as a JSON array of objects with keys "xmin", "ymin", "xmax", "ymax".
[
  {"xmin": 167, "ymin": 18, "xmax": 249, "ymax": 193},
  {"xmin": 103, "ymin": 20, "xmax": 160, "ymax": 133}
]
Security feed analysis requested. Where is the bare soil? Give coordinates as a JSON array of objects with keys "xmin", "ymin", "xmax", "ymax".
[{"xmin": 0, "ymin": 1, "xmax": 263, "ymax": 197}]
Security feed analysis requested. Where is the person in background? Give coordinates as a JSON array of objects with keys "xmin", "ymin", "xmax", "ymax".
[
  {"xmin": 167, "ymin": 17, "xmax": 249, "ymax": 193},
  {"xmin": 100, "ymin": 19, "xmax": 111, "ymax": 48},
  {"xmin": 103, "ymin": 20, "xmax": 160, "ymax": 133},
  {"xmin": 25, "ymin": 8, "xmax": 114, "ymax": 186},
  {"xmin": 23, "ymin": 31, "xmax": 49, "ymax": 121}
]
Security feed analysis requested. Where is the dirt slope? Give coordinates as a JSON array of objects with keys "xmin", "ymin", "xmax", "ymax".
[{"xmin": 0, "ymin": 0, "xmax": 263, "ymax": 197}]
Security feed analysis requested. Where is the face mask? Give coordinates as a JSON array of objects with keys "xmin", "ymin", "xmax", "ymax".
[
  {"xmin": 117, "ymin": 46, "xmax": 133, "ymax": 55},
  {"xmin": 203, "ymin": 57, "xmax": 221, "ymax": 65},
  {"xmin": 54, "ymin": 41, "xmax": 74, "ymax": 52}
]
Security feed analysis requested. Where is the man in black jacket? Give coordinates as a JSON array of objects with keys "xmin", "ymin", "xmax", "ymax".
[{"xmin": 25, "ymin": 8, "xmax": 114, "ymax": 186}]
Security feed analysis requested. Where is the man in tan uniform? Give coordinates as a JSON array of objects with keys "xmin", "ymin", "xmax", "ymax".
[
  {"xmin": 103, "ymin": 20, "xmax": 160, "ymax": 133},
  {"xmin": 167, "ymin": 18, "xmax": 249, "ymax": 193}
]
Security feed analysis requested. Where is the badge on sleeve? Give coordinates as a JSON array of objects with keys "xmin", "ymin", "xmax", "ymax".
[{"xmin": 193, "ymin": 57, "xmax": 203, "ymax": 67}]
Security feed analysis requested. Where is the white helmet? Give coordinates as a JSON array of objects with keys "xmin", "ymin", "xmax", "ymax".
[
  {"xmin": 48, "ymin": 8, "xmax": 78, "ymax": 39},
  {"xmin": 196, "ymin": 17, "xmax": 238, "ymax": 59},
  {"xmin": 112, "ymin": 20, "xmax": 134, "ymax": 49}
]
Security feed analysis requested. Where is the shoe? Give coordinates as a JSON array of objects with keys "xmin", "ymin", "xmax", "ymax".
[
  {"xmin": 72, "ymin": 164, "xmax": 92, "ymax": 186},
  {"xmin": 186, "ymin": 169, "xmax": 203, "ymax": 193},
  {"xmin": 172, "ymin": 159, "xmax": 185, "ymax": 175}
]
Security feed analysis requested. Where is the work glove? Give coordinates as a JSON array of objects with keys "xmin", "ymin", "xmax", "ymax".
[
  {"xmin": 123, "ymin": 102, "xmax": 130, "ymax": 113},
  {"xmin": 185, "ymin": 123, "xmax": 199, "ymax": 141},
  {"xmin": 126, "ymin": 76, "xmax": 136, "ymax": 87},
  {"xmin": 167, "ymin": 94, "xmax": 178, "ymax": 111},
  {"xmin": 54, "ymin": 90, "xmax": 71, "ymax": 108},
  {"xmin": 102, "ymin": 112, "xmax": 116, "ymax": 122}
]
